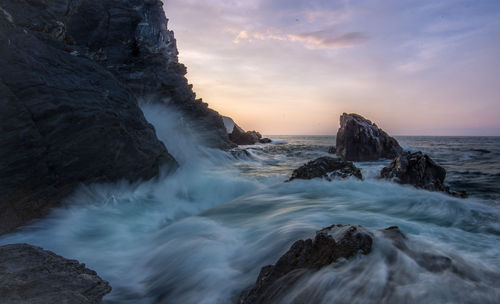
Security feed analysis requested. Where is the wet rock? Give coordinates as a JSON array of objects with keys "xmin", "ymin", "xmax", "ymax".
[
  {"xmin": 327, "ymin": 146, "xmax": 336, "ymax": 154},
  {"xmin": 0, "ymin": 243, "xmax": 111, "ymax": 303},
  {"xmin": 287, "ymin": 157, "xmax": 362, "ymax": 182},
  {"xmin": 0, "ymin": 3, "xmax": 179, "ymax": 234},
  {"xmin": 336, "ymin": 113, "xmax": 402, "ymax": 161},
  {"xmin": 239, "ymin": 224, "xmax": 373, "ymax": 304},
  {"xmin": 0, "ymin": 0, "xmax": 238, "ymax": 233},
  {"xmin": 259, "ymin": 138, "xmax": 272, "ymax": 144},
  {"xmin": 380, "ymin": 151, "xmax": 467, "ymax": 198},
  {"xmin": 229, "ymin": 126, "xmax": 263, "ymax": 145},
  {"xmin": 230, "ymin": 148, "xmax": 252, "ymax": 159}
]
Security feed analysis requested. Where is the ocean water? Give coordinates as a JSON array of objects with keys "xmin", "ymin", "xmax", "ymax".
[{"xmin": 1, "ymin": 109, "xmax": 499, "ymax": 303}]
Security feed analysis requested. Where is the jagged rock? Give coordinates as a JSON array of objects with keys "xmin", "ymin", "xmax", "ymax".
[
  {"xmin": 223, "ymin": 115, "xmax": 269, "ymax": 145},
  {"xmin": 287, "ymin": 157, "xmax": 362, "ymax": 182},
  {"xmin": 0, "ymin": 2, "xmax": 181, "ymax": 234},
  {"xmin": 0, "ymin": 243, "xmax": 111, "ymax": 303},
  {"xmin": 380, "ymin": 151, "xmax": 467, "ymax": 198},
  {"xmin": 229, "ymin": 126, "xmax": 263, "ymax": 145},
  {"xmin": 0, "ymin": 0, "xmax": 239, "ymax": 233},
  {"xmin": 222, "ymin": 116, "xmax": 243, "ymax": 134},
  {"xmin": 239, "ymin": 224, "xmax": 373, "ymax": 304},
  {"xmin": 63, "ymin": 0, "xmax": 234, "ymax": 149},
  {"xmin": 327, "ymin": 146, "xmax": 336, "ymax": 154},
  {"xmin": 336, "ymin": 113, "xmax": 402, "ymax": 161}
]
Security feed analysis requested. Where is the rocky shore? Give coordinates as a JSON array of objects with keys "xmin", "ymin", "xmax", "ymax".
[{"xmin": 0, "ymin": 244, "xmax": 111, "ymax": 303}]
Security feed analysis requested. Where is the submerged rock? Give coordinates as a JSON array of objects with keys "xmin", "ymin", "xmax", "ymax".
[
  {"xmin": 287, "ymin": 157, "xmax": 362, "ymax": 182},
  {"xmin": 230, "ymin": 148, "xmax": 252, "ymax": 159},
  {"xmin": 0, "ymin": 244, "xmax": 111, "ymax": 303},
  {"xmin": 380, "ymin": 151, "xmax": 467, "ymax": 198},
  {"xmin": 239, "ymin": 224, "xmax": 373, "ymax": 304},
  {"xmin": 336, "ymin": 113, "xmax": 402, "ymax": 161}
]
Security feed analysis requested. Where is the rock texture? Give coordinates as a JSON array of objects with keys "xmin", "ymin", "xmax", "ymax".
[
  {"xmin": 0, "ymin": 0, "xmax": 187, "ymax": 234},
  {"xmin": 287, "ymin": 156, "xmax": 362, "ymax": 182},
  {"xmin": 0, "ymin": 243, "xmax": 111, "ymax": 303},
  {"xmin": 336, "ymin": 113, "xmax": 402, "ymax": 161},
  {"xmin": 380, "ymin": 151, "xmax": 467, "ymax": 197},
  {"xmin": 239, "ymin": 224, "xmax": 373, "ymax": 304}
]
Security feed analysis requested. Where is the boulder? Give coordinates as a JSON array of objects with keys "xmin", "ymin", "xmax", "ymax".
[
  {"xmin": 327, "ymin": 146, "xmax": 336, "ymax": 154},
  {"xmin": 259, "ymin": 138, "xmax": 272, "ymax": 144},
  {"xmin": 380, "ymin": 151, "xmax": 467, "ymax": 198},
  {"xmin": 229, "ymin": 126, "xmax": 263, "ymax": 145},
  {"xmin": 336, "ymin": 113, "xmax": 402, "ymax": 161},
  {"xmin": 0, "ymin": 243, "xmax": 111, "ymax": 303},
  {"xmin": 287, "ymin": 157, "xmax": 362, "ymax": 182},
  {"xmin": 239, "ymin": 224, "xmax": 373, "ymax": 304}
]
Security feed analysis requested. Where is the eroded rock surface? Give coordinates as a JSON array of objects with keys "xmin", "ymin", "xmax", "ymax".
[
  {"xmin": 287, "ymin": 156, "xmax": 362, "ymax": 182},
  {"xmin": 380, "ymin": 151, "xmax": 467, "ymax": 197},
  {"xmin": 0, "ymin": 244, "xmax": 111, "ymax": 304},
  {"xmin": 0, "ymin": 0, "xmax": 234, "ymax": 233},
  {"xmin": 336, "ymin": 113, "xmax": 402, "ymax": 161},
  {"xmin": 239, "ymin": 224, "xmax": 373, "ymax": 304}
]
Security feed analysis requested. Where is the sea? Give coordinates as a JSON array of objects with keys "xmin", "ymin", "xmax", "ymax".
[{"xmin": 1, "ymin": 105, "xmax": 499, "ymax": 303}]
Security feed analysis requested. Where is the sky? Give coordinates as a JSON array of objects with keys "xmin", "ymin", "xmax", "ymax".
[{"xmin": 164, "ymin": 0, "xmax": 500, "ymax": 135}]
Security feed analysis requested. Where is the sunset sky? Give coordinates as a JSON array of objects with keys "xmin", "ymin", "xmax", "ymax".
[{"xmin": 164, "ymin": 0, "xmax": 500, "ymax": 136}]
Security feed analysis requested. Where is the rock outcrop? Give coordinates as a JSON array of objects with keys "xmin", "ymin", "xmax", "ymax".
[
  {"xmin": 0, "ymin": 243, "xmax": 111, "ymax": 303},
  {"xmin": 223, "ymin": 116, "xmax": 271, "ymax": 145},
  {"xmin": 239, "ymin": 224, "xmax": 373, "ymax": 304},
  {"xmin": 287, "ymin": 157, "xmax": 362, "ymax": 182},
  {"xmin": 228, "ymin": 126, "xmax": 271, "ymax": 145},
  {"xmin": 0, "ymin": 0, "xmax": 232, "ymax": 233},
  {"xmin": 336, "ymin": 113, "xmax": 402, "ymax": 161},
  {"xmin": 380, "ymin": 151, "xmax": 467, "ymax": 197}
]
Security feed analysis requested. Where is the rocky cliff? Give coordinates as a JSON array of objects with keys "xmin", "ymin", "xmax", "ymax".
[{"xmin": 0, "ymin": 0, "xmax": 231, "ymax": 234}]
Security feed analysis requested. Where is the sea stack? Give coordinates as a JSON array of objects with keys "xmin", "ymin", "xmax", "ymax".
[{"xmin": 336, "ymin": 113, "xmax": 402, "ymax": 161}]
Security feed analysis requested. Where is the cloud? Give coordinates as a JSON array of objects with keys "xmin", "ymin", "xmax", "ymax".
[
  {"xmin": 231, "ymin": 28, "xmax": 369, "ymax": 50},
  {"xmin": 289, "ymin": 30, "xmax": 369, "ymax": 49}
]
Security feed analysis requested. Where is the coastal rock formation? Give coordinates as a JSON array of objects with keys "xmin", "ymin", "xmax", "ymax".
[
  {"xmin": 0, "ymin": 0, "xmax": 233, "ymax": 233},
  {"xmin": 229, "ymin": 126, "xmax": 271, "ymax": 145},
  {"xmin": 239, "ymin": 224, "xmax": 373, "ymax": 304},
  {"xmin": 223, "ymin": 116, "xmax": 271, "ymax": 145},
  {"xmin": 336, "ymin": 113, "xmax": 402, "ymax": 161},
  {"xmin": 380, "ymin": 151, "xmax": 467, "ymax": 197},
  {"xmin": 327, "ymin": 146, "xmax": 336, "ymax": 154},
  {"xmin": 0, "ymin": 244, "xmax": 111, "ymax": 303},
  {"xmin": 287, "ymin": 157, "xmax": 362, "ymax": 182}
]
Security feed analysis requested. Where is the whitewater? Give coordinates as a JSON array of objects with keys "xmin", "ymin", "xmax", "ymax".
[{"xmin": 1, "ymin": 104, "xmax": 499, "ymax": 303}]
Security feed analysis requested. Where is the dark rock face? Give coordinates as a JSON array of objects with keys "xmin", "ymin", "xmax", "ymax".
[
  {"xmin": 259, "ymin": 138, "xmax": 272, "ymax": 144},
  {"xmin": 0, "ymin": 244, "xmax": 111, "ymax": 303},
  {"xmin": 239, "ymin": 224, "xmax": 373, "ymax": 304},
  {"xmin": 327, "ymin": 146, "xmax": 336, "ymax": 154},
  {"xmin": 380, "ymin": 151, "xmax": 467, "ymax": 197},
  {"xmin": 336, "ymin": 113, "xmax": 402, "ymax": 161},
  {"xmin": 287, "ymin": 157, "xmax": 362, "ymax": 182},
  {"xmin": 0, "ymin": 0, "xmax": 185, "ymax": 234},
  {"xmin": 229, "ymin": 126, "xmax": 263, "ymax": 145},
  {"xmin": 61, "ymin": 0, "xmax": 233, "ymax": 149}
]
